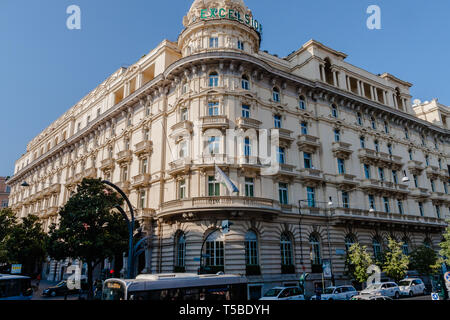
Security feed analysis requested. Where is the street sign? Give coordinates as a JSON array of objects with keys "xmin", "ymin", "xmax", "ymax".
[
  {"xmin": 322, "ymin": 260, "xmax": 331, "ymax": 278},
  {"xmin": 221, "ymin": 220, "xmax": 233, "ymax": 234},
  {"xmin": 335, "ymin": 249, "xmax": 346, "ymax": 256},
  {"xmin": 11, "ymin": 264, "xmax": 22, "ymax": 274},
  {"xmin": 431, "ymin": 293, "xmax": 440, "ymax": 301},
  {"xmin": 444, "ymin": 271, "xmax": 450, "ymax": 284}
]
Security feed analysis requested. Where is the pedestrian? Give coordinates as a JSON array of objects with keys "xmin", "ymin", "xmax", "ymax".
[
  {"xmin": 36, "ymin": 273, "xmax": 41, "ymax": 288},
  {"xmin": 314, "ymin": 283, "xmax": 322, "ymax": 301}
]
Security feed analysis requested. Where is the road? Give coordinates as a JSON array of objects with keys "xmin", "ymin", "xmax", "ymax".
[{"xmin": 31, "ymin": 280, "xmax": 86, "ymax": 301}]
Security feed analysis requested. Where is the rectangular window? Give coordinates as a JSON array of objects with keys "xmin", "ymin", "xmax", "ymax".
[
  {"xmin": 278, "ymin": 147, "xmax": 286, "ymax": 164},
  {"xmin": 181, "ymin": 108, "xmax": 189, "ymax": 121},
  {"xmin": 279, "ymin": 183, "xmax": 288, "ymax": 205},
  {"xmin": 378, "ymin": 168, "xmax": 384, "ymax": 181},
  {"xmin": 430, "ymin": 179, "xmax": 435, "ymax": 192},
  {"xmin": 245, "ymin": 178, "xmax": 254, "ymax": 197},
  {"xmin": 237, "ymin": 40, "xmax": 245, "ymax": 50},
  {"xmin": 364, "ymin": 164, "xmax": 371, "ymax": 179},
  {"xmin": 334, "ymin": 130, "xmax": 340, "ymax": 142},
  {"xmin": 360, "ymin": 137, "xmax": 366, "ymax": 149},
  {"xmin": 208, "ymin": 176, "xmax": 220, "ymax": 196},
  {"xmin": 337, "ymin": 158, "xmax": 346, "ymax": 174},
  {"xmin": 392, "ymin": 170, "xmax": 398, "ymax": 184},
  {"xmin": 369, "ymin": 195, "xmax": 376, "ymax": 211},
  {"xmin": 179, "ymin": 180, "xmax": 186, "ymax": 199},
  {"xmin": 418, "ymin": 202, "xmax": 424, "ymax": 216},
  {"xmin": 342, "ymin": 192, "xmax": 349, "ymax": 209},
  {"xmin": 397, "ymin": 199, "xmax": 404, "ymax": 214},
  {"xmin": 139, "ymin": 191, "xmax": 146, "ymax": 209},
  {"xmin": 208, "ymin": 102, "xmax": 219, "ymax": 116},
  {"xmin": 141, "ymin": 158, "xmax": 148, "ymax": 174},
  {"xmin": 383, "ymin": 197, "xmax": 390, "ymax": 213},
  {"xmin": 274, "ymin": 115, "xmax": 282, "ymax": 128},
  {"xmin": 209, "ymin": 37, "xmax": 218, "ymax": 48},
  {"xmin": 208, "ymin": 136, "xmax": 220, "ymax": 154},
  {"xmin": 244, "ymin": 138, "xmax": 251, "ymax": 157},
  {"xmin": 413, "ymin": 175, "xmax": 419, "ymax": 188},
  {"xmin": 304, "ymin": 152, "xmax": 312, "ymax": 169},
  {"xmin": 242, "ymin": 105, "xmax": 250, "ymax": 118},
  {"xmin": 300, "ymin": 122, "xmax": 308, "ymax": 135},
  {"xmin": 436, "ymin": 205, "xmax": 441, "ymax": 219},
  {"xmin": 307, "ymin": 187, "xmax": 316, "ymax": 208}
]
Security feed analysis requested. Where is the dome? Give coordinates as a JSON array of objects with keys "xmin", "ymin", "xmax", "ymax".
[{"xmin": 189, "ymin": 0, "xmax": 246, "ymax": 12}]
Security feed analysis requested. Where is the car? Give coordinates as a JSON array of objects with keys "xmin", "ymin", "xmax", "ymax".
[
  {"xmin": 360, "ymin": 282, "xmax": 401, "ymax": 299},
  {"xmin": 42, "ymin": 277, "xmax": 88, "ymax": 297},
  {"xmin": 398, "ymin": 278, "xmax": 426, "ymax": 297},
  {"xmin": 310, "ymin": 285, "xmax": 358, "ymax": 300},
  {"xmin": 351, "ymin": 294, "xmax": 393, "ymax": 301},
  {"xmin": 259, "ymin": 287, "xmax": 305, "ymax": 300}
]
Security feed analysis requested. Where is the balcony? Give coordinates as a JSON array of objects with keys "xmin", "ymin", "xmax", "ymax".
[
  {"xmin": 50, "ymin": 184, "xmax": 61, "ymax": 194},
  {"xmin": 170, "ymin": 120, "xmax": 193, "ymax": 134},
  {"xmin": 298, "ymin": 168, "xmax": 324, "ymax": 186},
  {"xmin": 430, "ymin": 192, "xmax": 446, "ymax": 205},
  {"xmin": 426, "ymin": 166, "xmax": 440, "ymax": 180},
  {"xmin": 134, "ymin": 141, "xmax": 153, "ymax": 157},
  {"xmin": 360, "ymin": 179, "xmax": 383, "ymax": 193},
  {"xmin": 332, "ymin": 142, "xmax": 353, "ymax": 159},
  {"xmin": 358, "ymin": 149, "xmax": 403, "ymax": 169},
  {"xmin": 335, "ymin": 174, "xmax": 358, "ymax": 188},
  {"xmin": 168, "ymin": 157, "xmax": 192, "ymax": 176},
  {"xmin": 358, "ymin": 148, "xmax": 379, "ymax": 164},
  {"xmin": 410, "ymin": 187, "xmax": 430, "ymax": 199},
  {"xmin": 297, "ymin": 135, "xmax": 321, "ymax": 153},
  {"xmin": 200, "ymin": 116, "xmax": 229, "ymax": 130},
  {"xmin": 132, "ymin": 173, "xmax": 151, "ymax": 188},
  {"xmin": 160, "ymin": 196, "xmax": 278, "ymax": 217},
  {"xmin": 116, "ymin": 150, "xmax": 133, "ymax": 164},
  {"xmin": 407, "ymin": 160, "xmax": 424, "ymax": 175},
  {"xmin": 274, "ymin": 128, "xmax": 294, "ymax": 146},
  {"xmin": 100, "ymin": 158, "xmax": 115, "ymax": 171},
  {"xmin": 235, "ymin": 117, "xmax": 262, "ymax": 130},
  {"xmin": 440, "ymin": 169, "xmax": 449, "ymax": 179},
  {"xmin": 115, "ymin": 181, "xmax": 131, "ymax": 194}
]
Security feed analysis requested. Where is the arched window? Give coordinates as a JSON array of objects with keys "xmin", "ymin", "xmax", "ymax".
[
  {"xmin": 178, "ymin": 140, "xmax": 188, "ymax": 158},
  {"xmin": 204, "ymin": 230, "xmax": 224, "ymax": 269},
  {"xmin": 280, "ymin": 233, "xmax": 293, "ymax": 266},
  {"xmin": 175, "ymin": 232, "xmax": 186, "ymax": 270},
  {"xmin": 309, "ymin": 235, "xmax": 321, "ymax": 267},
  {"xmin": 209, "ymin": 72, "xmax": 219, "ymax": 87},
  {"xmin": 331, "ymin": 104, "xmax": 338, "ymax": 118},
  {"xmin": 272, "ymin": 87, "xmax": 280, "ymax": 102},
  {"xmin": 373, "ymin": 237, "xmax": 382, "ymax": 261},
  {"xmin": 242, "ymin": 75, "xmax": 250, "ymax": 90},
  {"xmin": 299, "ymin": 96, "xmax": 306, "ymax": 110},
  {"xmin": 245, "ymin": 230, "xmax": 259, "ymax": 266},
  {"xmin": 345, "ymin": 234, "xmax": 356, "ymax": 252}
]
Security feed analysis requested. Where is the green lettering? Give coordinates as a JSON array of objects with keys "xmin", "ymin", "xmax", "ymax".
[
  {"xmin": 245, "ymin": 14, "xmax": 250, "ymax": 25},
  {"xmin": 228, "ymin": 9, "xmax": 234, "ymax": 20},
  {"xmin": 210, "ymin": 8, "xmax": 217, "ymax": 18},
  {"xmin": 219, "ymin": 8, "xmax": 226, "ymax": 18},
  {"xmin": 200, "ymin": 9, "xmax": 207, "ymax": 19},
  {"xmin": 237, "ymin": 11, "xmax": 243, "ymax": 22}
]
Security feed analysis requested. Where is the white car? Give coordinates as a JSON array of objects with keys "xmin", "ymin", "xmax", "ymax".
[
  {"xmin": 310, "ymin": 285, "xmax": 358, "ymax": 300},
  {"xmin": 259, "ymin": 287, "xmax": 305, "ymax": 300},
  {"xmin": 398, "ymin": 278, "xmax": 426, "ymax": 297},
  {"xmin": 360, "ymin": 282, "xmax": 401, "ymax": 299},
  {"xmin": 351, "ymin": 294, "xmax": 392, "ymax": 301}
]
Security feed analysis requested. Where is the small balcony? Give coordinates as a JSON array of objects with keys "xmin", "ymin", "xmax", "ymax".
[
  {"xmin": 235, "ymin": 117, "xmax": 262, "ymax": 130},
  {"xmin": 358, "ymin": 148, "xmax": 379, "ymax": 164},
  {"xmin": 168, "ymin": 157, "xmax": 192, "ymax": 176},
  {"xmin": 410, "ymin": 187, "xmax": 430, "ymax": 199},
  {"xmin": 336, "ymin": 174, "xmax": 358, "ymax": 188},
  {"xmin": 426, "ymin": 166, "xmax": 440, "ymax": 180},
  {"xmin": 200, "ymin": 115, "xmax": 229, "ymax": 130},
  {"xmin": 274, "ymin": 128, "xmax": 294, "ymax": 145},
  {"xmin": 116, "ymin": 150, "xmax": 133, "ymax": 164},
  {"xmin": 297, "ymin": 135, "xmax": 321, "ymax": 153},
  {"xmin": 332, "ymin": 142, "xmax": 353, "ymax": 159},
  {"xmin": 360, "ymin": 179, "xmax": 383, "ymax": 193},
  {"xmin": 100, "ymin": 158, "xmax": 115, "ymax": 171},
  {"xmin": 134, "ymin": 141, "xmax": 153, "ymax": 157},
  {"xmin": 132, "ymin": 173, "xmax": 151, "ymax": 188},
  {"xmin": 298, "ymin": 168, "xmax": 324, "ymax": 186},
  {"xmin": 170, "ymin": 120, "xmax": 193, "ymax": 133},
  {"xmin": 407, "ymin": 160, "xmax": 424, "ymax": 175},
  {"xmin": 430, "ymin": 192, "xmax": 445, "ymax": 204}
]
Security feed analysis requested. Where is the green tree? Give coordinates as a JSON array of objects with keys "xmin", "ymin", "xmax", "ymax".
[
  {"xmin": 5, "ymin": 214, "xmax": 48, "ymax": 275},
  {"xmin": 382, "ymin": 238, "xmax": 410, "ymax": 283},
  {"xmin": 47, "ymin": 178, "xmax": 129, "ymax": 299},
  {"xmin": 347, "ymin": 243, "xmax": 374, "ymax": 284},
  {"xmin": 0, "ymin": 208, "xmax": 17, "ymax": 264},
  {"xmin": 438, "ymin": 221, "xmax": 450, "ymax": 267},
  {"xmin": 409, "ymin": 245, "xmax": 439, "ymax": 277}
]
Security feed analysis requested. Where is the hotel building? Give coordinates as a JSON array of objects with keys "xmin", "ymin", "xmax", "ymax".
[{"xmin": 6, "ymin": 0, "xmax": 450, "ymax": 298}]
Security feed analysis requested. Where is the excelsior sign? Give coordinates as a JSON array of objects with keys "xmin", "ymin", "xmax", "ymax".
[{"xmin": 200, "ymin": 8, "xmax": 263, "ymax": 35}]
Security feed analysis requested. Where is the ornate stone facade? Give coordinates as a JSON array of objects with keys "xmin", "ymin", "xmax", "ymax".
[{"xmin": 7, "ymin": 0, "xmax": 450, "ymax": 297}]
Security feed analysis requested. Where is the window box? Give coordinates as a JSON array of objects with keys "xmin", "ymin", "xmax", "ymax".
[
  {"xmin": 281, "ymin": 264, "xmax": 295, "ymax": 274},
  {"xmin": 246, "ymin": 265, "xmax": 261, "ymax": 276}
]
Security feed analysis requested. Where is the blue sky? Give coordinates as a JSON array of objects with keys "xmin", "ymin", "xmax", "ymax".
[{"xmin": 1, "ymin": 0, "xmax": 449, "ymax": 176}]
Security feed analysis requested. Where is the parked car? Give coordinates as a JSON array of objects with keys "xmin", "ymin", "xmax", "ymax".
[
  {"xmin": 310, "ymin": 285, "xmax": 358, "ymax": 300},
  {"xmin": 398, "ymin": 278, "xmax": 426, "ymax": 297},
  {"xmin": 360, "ymin": 282, "xmax": 400, "ymax": 299},
  {"xmin": 351, "ymin": 295, "xmax": 393, "ymax": 301},
  {"xmin": 42, "ymin": 277, "xmax": 88, "ymax": 297},
  {"xmin": 259, "ymin": 287, "xmax": 305, "ymax": 300}
]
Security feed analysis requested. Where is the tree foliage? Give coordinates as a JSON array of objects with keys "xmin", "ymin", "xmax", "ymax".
[
  {"xmin": 382, "ymin": 237, "xmax": 410, "ymax": 283},
  {"xmin": 409, "ymin": 245, "xmax": 439, "ymax": 276},
  {"xmin": 47, "ymin": 178, "xmax": 130, "ymax": 298},
  {"xmin": 347, "ymin": 243, "xmax": 374, "ymax": 284},
  {"xmin": 0, "ymin": 208, "xmax": 17, "ymax": 264},
  {"xmin": 438, "ymin": 222, "xmax": 450, "ymax": 267}
]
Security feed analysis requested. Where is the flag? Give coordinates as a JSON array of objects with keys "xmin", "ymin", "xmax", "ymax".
[{"xmin": 215, "ymin": 165, "xmax": 239, "ymax": 194}]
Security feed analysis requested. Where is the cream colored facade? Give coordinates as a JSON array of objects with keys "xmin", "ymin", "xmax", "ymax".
[{"xmin": 7, "ymin": 0, "xmax": 450, "ymax": 296}]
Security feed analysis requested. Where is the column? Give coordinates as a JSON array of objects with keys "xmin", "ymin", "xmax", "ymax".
[
  {"xmin": 357, "ymin": 81, "xmax": 362, "ymax": 96},
  {"xmin": 346, "ymin": 76, "xmax": 351, "ymax": 92},
  {"xmin": 332, "ymin": 71, "xmax": 338, "ymax": 87},
  {"xmin": 320, "ymin": 65, "xmax": 326, "ymax": 82},
  {"xmin": 360, "ymin": 81, "xmax": 365, "ymax": 97}
]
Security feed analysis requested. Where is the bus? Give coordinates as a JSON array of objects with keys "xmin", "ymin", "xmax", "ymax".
[
  {"xmin": 0, "ymin": 274, "xmax": 33, "ymax": 300},
  {"xmin": 102, "ymin": 273, "xmax": 248, "ymax": 301}
]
